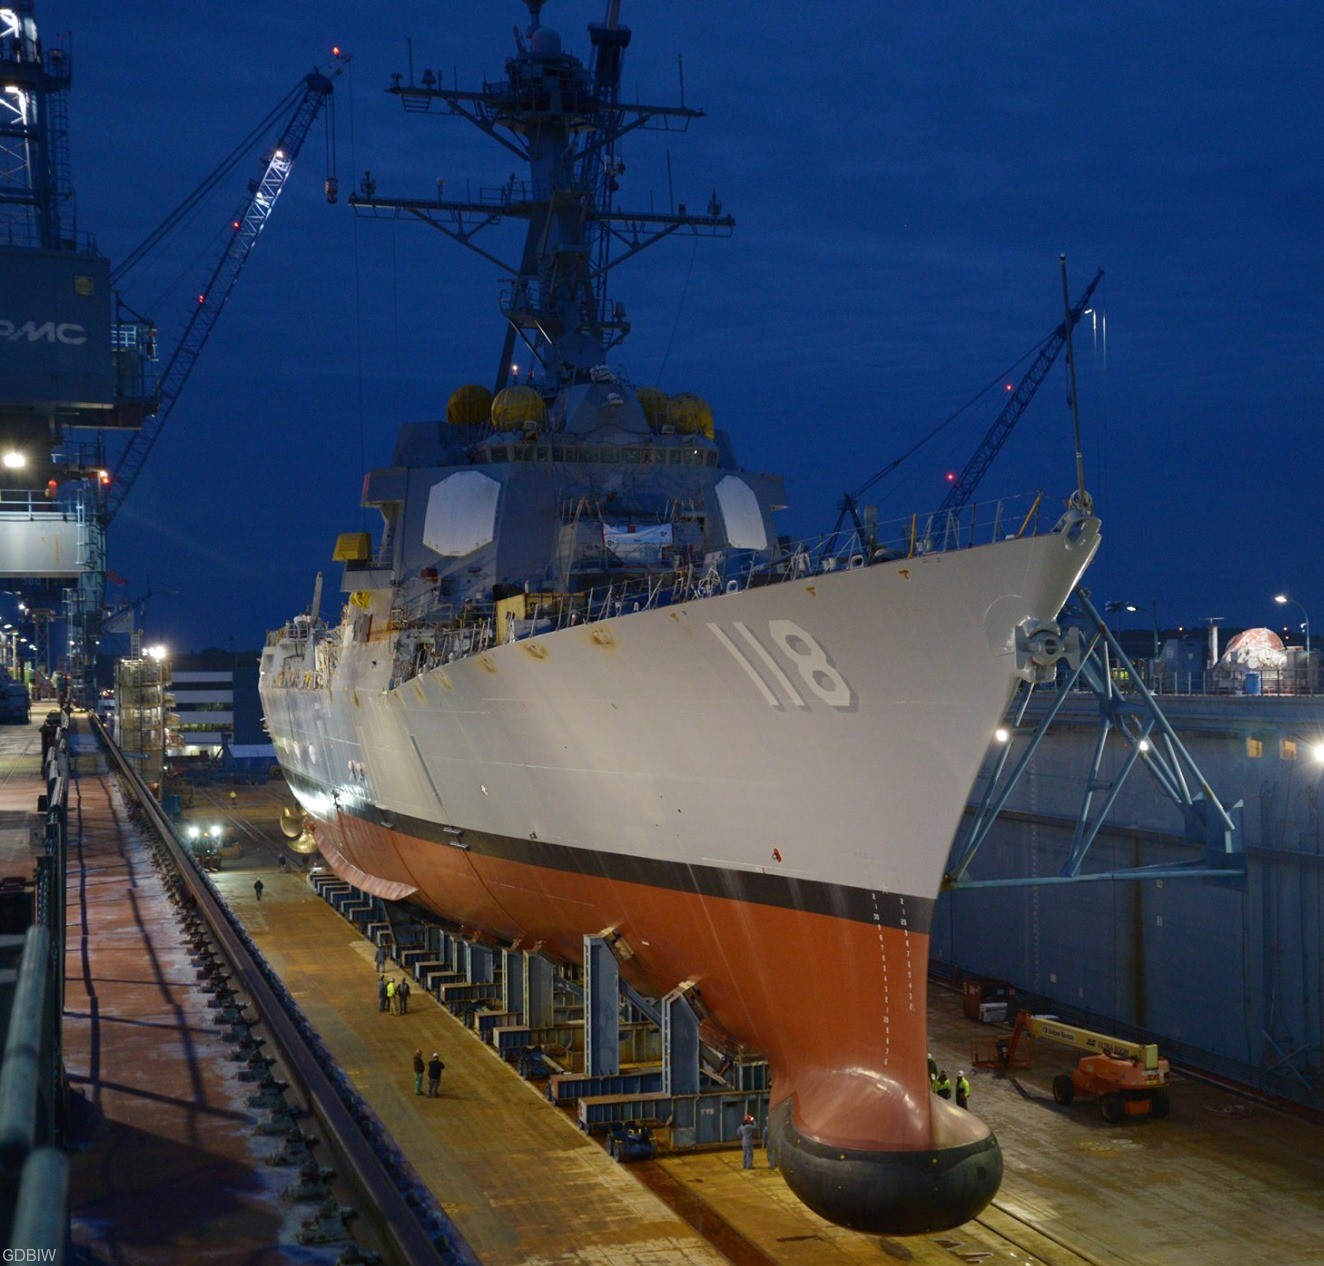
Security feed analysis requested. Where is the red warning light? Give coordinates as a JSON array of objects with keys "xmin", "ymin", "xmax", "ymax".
[
  {"xmin": 97, "ymin": 469, "xmax": 110, "ymax": 485},
  {"xmin": 197, "ymin": 295, "xmax": 206, "ymax": 304},
  {"xmin": 946, "ymin": 472, "xmax": 956, "ymax": 482},
  {"xmin": 332, "ymin": 46, "xmax": 342, "ymax": 58},
  {"xmin": 1005, "ymin": 383, "xmax": 1014, "ymax": 391}
]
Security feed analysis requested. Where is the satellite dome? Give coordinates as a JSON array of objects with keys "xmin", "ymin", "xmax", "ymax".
[
  {"xmin": 636, "ymin": 387, "xmax": 669, "ymax": 430},
  {"xmin": 491, "ymin": 385, "xmax": 547, "ymax": 431},
  {"xmin": 530, "ymin": 27, "xmax": 562, "ymax": 57},
  {"xmin": 667, "ymin": 392, "xmax": 715, "ymax": 440},
  {"xmin": 446, "ymin": 383, "xmax": 494, "ymax": 426}
]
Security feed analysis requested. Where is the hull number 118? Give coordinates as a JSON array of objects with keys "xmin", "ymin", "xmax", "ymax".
[{"xmin": 707, "ymin": 620, "xmax": 854, "ymax": 709}]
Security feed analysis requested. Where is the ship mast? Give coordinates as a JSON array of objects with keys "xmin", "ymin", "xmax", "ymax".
[{"xmin": 349, "ymin": 1, "xmax": 733, "ymax": 401}]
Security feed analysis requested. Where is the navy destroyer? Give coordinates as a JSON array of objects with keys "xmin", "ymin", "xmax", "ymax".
[{"xmin": 260, "ymin": 1, "xmax": 1100, "ymax": 1233}]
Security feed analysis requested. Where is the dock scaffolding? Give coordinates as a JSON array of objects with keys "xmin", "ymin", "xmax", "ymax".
[
  {"xmin": 114, "ymin": 643, "xmax": 171, "ymax": 794},
  {"xmin": 946, "ymin": 587, "xmax": 1245, "ymax": 890}
]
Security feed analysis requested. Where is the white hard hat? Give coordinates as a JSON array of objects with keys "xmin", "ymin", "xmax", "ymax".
[{"xmin": 958, "ymin": 1069, "xmax": 965, "ymax": 1076}]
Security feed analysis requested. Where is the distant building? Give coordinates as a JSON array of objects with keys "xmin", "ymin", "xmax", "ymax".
[{"xmin": 167, "ymin": 662, "xmax": 265, "ymax": 755}]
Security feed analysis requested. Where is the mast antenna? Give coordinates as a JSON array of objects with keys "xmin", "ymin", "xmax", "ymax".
[{"xmin": 1060, "ymin": 253, "xmax": 1092, "ymax": 514}]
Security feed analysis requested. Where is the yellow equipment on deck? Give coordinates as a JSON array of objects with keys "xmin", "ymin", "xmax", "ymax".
[{"xmin": 973, "ymin": 1009, "xmax": 1171, "ymax": 1123}]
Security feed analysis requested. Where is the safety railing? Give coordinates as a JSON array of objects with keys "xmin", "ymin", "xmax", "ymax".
[
  {"xmin": 275, "ymin": 491, "xmax": 1062, "ymax": 691},
  {"xmin": 1058, "ymin": 660, "xmax": 1319, "ymax": 698},
  {"xmin": 0, "ymin": 709, "xmax": 70, "ymax": 1255},
  {"xmin": 404, "ymin": 492, "xmax": 1057, "ymax": 676}
]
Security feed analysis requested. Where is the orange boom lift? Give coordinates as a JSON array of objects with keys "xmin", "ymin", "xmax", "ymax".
[{"xmin": 974, "ymin": 1010, "xmax": 1171, "ymax": 1123}]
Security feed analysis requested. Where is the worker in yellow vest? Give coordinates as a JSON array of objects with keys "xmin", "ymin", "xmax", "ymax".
[
  {"xmin": 934, "ymin": 1069, "xmax": 952, "ymax": 1099},
  {"xmin": 956, "ymin": 1070, "xmax": 972, "ymax": 1109}
]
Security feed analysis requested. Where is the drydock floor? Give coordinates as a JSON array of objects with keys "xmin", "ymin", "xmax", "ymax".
[
  {"xmin": 211, "ymin": 776, "xmax": 1324, "ymax": 1266},
  {"xmin": 2, "ymin": 715, "xmax": 1321, "ymax": 1264}
]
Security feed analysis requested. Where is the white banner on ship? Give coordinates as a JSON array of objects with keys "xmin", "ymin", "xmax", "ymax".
[{"xmin": 603, "ymin": 522, "xmax": 673, "ymax": 563}]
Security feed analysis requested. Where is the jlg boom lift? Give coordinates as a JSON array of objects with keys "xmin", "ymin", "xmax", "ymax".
[{"xmin": 974, "ymin": 1010, "xmax": 1171, "ymax": 1123}]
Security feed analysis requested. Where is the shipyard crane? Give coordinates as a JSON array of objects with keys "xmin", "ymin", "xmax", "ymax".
[
  {"xmin": 104, "ymin": 62, "xmax": 344, "ymax": 524},
  {"xmin": 935, "ymin": 268, "xmax": 1102, "ymax": 518},
  {"xmin": 835, "ymin": 267, "xmax": 1103, "ymax": 541}
]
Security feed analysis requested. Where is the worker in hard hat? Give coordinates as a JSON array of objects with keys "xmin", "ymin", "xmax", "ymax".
[
  {"xmin": 956, "ymin": 1069, "xmax": 972, "ymax": 1110},
  {"xmin": 934, "ymin": 1069, "xmax": 952, "ymax": 1100},
  {"xmin": 927, "ymin": 1051, "xmax": 938, "ymax": 1087},
  {"xmin": 737, "ymin": 1113, "xmax": 758, "ymax": 1169}
]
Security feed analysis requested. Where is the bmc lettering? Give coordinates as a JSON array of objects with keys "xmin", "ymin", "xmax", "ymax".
[{"xmin": 0, "ymin": 320, "xmax": 88, "ymax": 345}]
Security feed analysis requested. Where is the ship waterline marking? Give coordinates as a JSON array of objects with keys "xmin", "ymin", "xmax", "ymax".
[
  {"xmin": 281, "ymin": 767, "xmax": 930, "ymax": 932},
  {"xmin": 708, "ymin": 619, "xmax": 854, "ymax": 709}
]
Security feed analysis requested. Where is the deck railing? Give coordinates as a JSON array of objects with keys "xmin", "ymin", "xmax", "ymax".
[
  {"xmin": 271, "ymin": 491, "xmax": 1068, "ymax": 690},
  {"xmin": 381, "ymin": 492, "xmax": 1060, "ymax": 685},
  {"xmin": 0, "ymin": 710, "xmax": 71, "ymax": 1254}
]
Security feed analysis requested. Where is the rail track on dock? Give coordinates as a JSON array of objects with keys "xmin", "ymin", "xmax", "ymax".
[{"xmin": 89, "ymin": 715, "xmax": 475, "ymax": 1266}]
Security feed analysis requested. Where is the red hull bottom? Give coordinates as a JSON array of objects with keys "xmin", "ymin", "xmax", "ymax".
[{"xmin": 317, "ymin": 809, "xmax": 1002, "ymax": 1233}]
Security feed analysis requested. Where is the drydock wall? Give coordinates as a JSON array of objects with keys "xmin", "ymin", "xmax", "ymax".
[{"xmin": 932, "ymin": 692, "xmax": 1324, "ymax": 1109}]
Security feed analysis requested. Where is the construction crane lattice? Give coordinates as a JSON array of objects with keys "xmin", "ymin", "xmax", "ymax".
[
  {"xmin": 935, "ymin": 269, "xmax": 1103, "ymax": 518},
  {"xmin": 105, "ymin": 69, "xmax": 338, "ymax": 524}
]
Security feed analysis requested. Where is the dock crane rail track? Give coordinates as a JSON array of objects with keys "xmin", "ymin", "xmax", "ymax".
[{"xmin": 89, "ymin": 712, "xmax": 474, "ymax": 1266}]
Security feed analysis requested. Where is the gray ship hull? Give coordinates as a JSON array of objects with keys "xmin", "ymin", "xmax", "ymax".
[{"xmin": 262, "ymin": 514, "xmax": 1100, "ymax": 1230}]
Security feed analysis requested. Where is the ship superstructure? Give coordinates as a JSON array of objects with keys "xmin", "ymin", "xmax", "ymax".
[{"xmin": 261, "ymin": 2, "xmax": 1100, "ymax": 1234}]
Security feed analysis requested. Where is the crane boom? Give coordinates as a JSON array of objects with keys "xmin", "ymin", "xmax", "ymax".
[
  {"xmin": 935, "ymin": 268, "xmax": 1103, "ymax": 518},
  {"xmin": 974, "ymin": 1009, "xmax": 1170, "ymax": 1122},
  {"xmin": 105, "ymin": 67, "xmax": 339, "ymax": 524},
  {"xmin": 1024, "ymin": 1014, "xmax": 1160, "ymax": 1071}
]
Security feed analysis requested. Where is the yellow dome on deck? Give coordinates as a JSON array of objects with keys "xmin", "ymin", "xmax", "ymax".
[
  {"xmin": 446, "ymin": 383, "xmax": 494, "ymax": 425},
  {"xmin": 636, "ymin": 387, "xmax": 670, "ymax": 431},
  {"xmin": 667, "ymin": 392, "xmax": 715, "ymax": 440},
  {"xmin": 491, "ymin": 385, "xmax": 547, "ymax": 431}
]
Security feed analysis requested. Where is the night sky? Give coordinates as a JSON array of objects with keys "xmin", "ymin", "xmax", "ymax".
[{"xmin": 40, "ymin": 1, "xmax": 1324, "ymax": 653}]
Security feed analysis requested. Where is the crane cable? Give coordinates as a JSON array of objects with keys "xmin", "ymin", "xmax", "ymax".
[
  {"xmin": 848, "ymin": 334, "xmax": 1048, "ymax": 504},
  {"xmin": 110, "ymin": 78, "xmax": 307, "ymax": 287}
]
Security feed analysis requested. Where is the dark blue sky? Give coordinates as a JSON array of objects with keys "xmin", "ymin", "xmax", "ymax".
[{"xmin": 46, "ymin": 1, "xmax": 1324, "ymax": 652}]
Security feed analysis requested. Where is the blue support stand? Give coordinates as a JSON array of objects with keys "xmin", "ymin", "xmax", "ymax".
[
  {"xmin": 502, "ymin": 948, "xmax": 524, "ymax": 1015},
  {"xmin": 662, "ymin": 988, "xmax": 700, "ymax": 1095},
  {"xmin": 583, "ymin": 935, "xmax": 620, "ymax": 1077},
  {"xmin": 468, "ymin": 942, "xmax": 494, "ymax": 985},
  {"xmin": 523, "ymin": 952, "xmax": 553, "ymax": 1028}
]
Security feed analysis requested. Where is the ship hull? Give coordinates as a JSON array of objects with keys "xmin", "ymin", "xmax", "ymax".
[{"xmin": 262, "ymin": 517, "xmax": 1099, "ymax": 1231}]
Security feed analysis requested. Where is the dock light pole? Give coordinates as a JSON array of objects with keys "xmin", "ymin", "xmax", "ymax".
[
  {"xmin": 1104, "ymin": 601, "xmax": 1128, "ymax": 639},
  {"xmin": 1275, "ymin": 594, "xmax": 1310, "ymax": 651},
  {"xmin": 1105, "ymin": 602, "xmax": 1161, "ymax": 685}
]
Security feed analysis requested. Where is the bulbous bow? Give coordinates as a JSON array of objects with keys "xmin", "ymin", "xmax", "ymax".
[{"xmin": 768, "ymin": 1096, "xmax": 1002, "ymax": 1236}]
